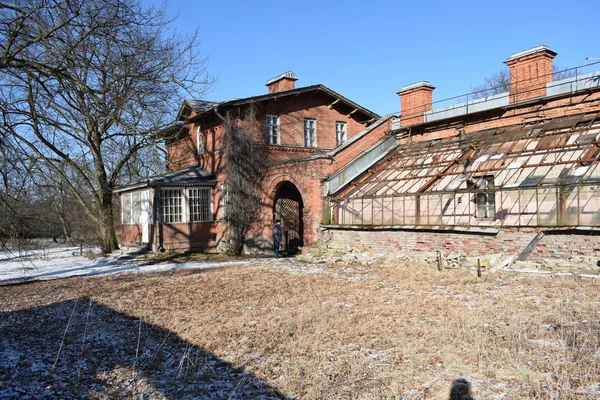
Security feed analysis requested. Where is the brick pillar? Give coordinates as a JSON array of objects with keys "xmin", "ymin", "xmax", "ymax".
[
  {"xmin": 266, "ymin": 71, "xmax": 298, "ymax": 93},
  {"xmin": 504, "ymin": 45, "xmax": 557, "ymax": 103},
  {"xmin": 398, "ymin": 81, "xmax": 435, "ymax": 126}
]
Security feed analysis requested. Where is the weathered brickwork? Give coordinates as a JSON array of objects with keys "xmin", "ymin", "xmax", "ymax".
[
  {"xmin": 505, "ymin": 47, "xmax": 556, "ymax": 102},
  {"xmin": 321, "ymin": 228, "xmax": 600, "ymax": 262},
  {"xmin": 147, "ymin": 84, "xmax": 384, "ymax": 252},
  {"xmin": 398, "ymin": 83, "xmax": 434, "ymax": 126},
  {"xmin": 328, "ymin": 120, "xmax": 391, "ymax": 172},
  {"xmin": 323, "ymin": 46, "xmax": 600, "ymax": 263},
  {"xmin": 267, "ymin": 76, "xmax": 296, "ymax": 94},
  {"xmin": 400, "ymin": 91, "xmax": 600, "ymax": 147}
]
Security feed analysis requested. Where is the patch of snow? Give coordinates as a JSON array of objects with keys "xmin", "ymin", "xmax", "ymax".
[{"xmin": 0, "ymin": 246, "xmax": 271, "ymax": 283}]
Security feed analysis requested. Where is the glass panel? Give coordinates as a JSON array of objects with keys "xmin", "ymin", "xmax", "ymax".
[
  {"xmin": 562, "ymin": 186, "xmax": 579, "ymax": 225},
  {"xmin": 382, "ymin": 197, "xmax": 394, "ymax": 225},
  {"xmin": 454, "ymin": 193, "xmax": 471, "ymax": 225},
  {"xmin": 579, "ymin": 185, "xmax": 600, "ymax": 226},
  {"xmin": 372, "ymin": 197, "xmax": 383, "ymax": 225},
  {"xmin": 428, "ymin": 194, "xmax": 442, "ymax": 225},
  {"xmin": 537, "ymin": 187, "xmax": 557, "ymax": 226},
  {"xmin": 132, "ymin": 191, "xmax": 141, "ymax": 224},
  {"xmin": 361, "ymin": 199, "xmax": 373, "ymax": 225},
  {"xmin": 122, "ymin": 193, "xmax": 132, "ymax": 224},
  {"xmin": 519, "ymin": 189, "xmax": 537, "ymax": 226},
  {"xmin": 441, "ymin": 193, "xmax": 455, "ymax": 226},
  {"xmin": 404, "ymin": 196, "xmax": 417, "ymax": 224},
  {"xmin": 392, "ymin": 196, "xmax": 404, "ymax": 225},
  {"xmin": 161, "ymin": 189, "xmax": 182, "ymax": 223}
]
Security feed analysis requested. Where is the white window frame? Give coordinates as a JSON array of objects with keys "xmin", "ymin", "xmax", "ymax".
[
  {"xmin": 159, "ymin": 187, "xmax": 213, "ymax": 224},
  {"xmin": 160, "ymin": 189, "xmax": 183, "ymax": 223},
  {"xmin": 197, "ymin": 125, "xmax": 205, "ymax": 155},
  {"xmin": 121, "ymin": 190, "xmax": 153, "ymax": 225},
  {"xmin": 335, "ymin": 121, "xmax": 347, "ymax": 146},
  {"xmin": 266, "ymin": 115, "xmax": 280, "ymax": 145},
  {"xmin": 304, "ymin": 118, "xmax": 317, "ymax": 147},
  {"xmin": 188, "ymin": 187, "xmax": 212, "ymax": 222},
  {"xmin": 122, "ymin": 192, "xmax": 133, "ymax": 225}
]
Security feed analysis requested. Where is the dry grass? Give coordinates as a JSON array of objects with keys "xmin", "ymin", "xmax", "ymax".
[{"xmin": 1, "ymin": 259, "xmax": 599, "ymax": 399}]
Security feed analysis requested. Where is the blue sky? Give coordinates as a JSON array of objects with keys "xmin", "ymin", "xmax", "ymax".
[{"xmin": 157, "ymin": 0, "xmax": 600, "ymax": 116}]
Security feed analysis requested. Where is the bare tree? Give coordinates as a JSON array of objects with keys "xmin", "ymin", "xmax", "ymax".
[
  {"xmin": 0, "ymin": 0, "xmax": 212, "ymax": 252},
  {"xmin": 471, "ymin": 65, "xmax": 576, "ymax": 99},
  {"xmin": 221, "ymin": 107, "xmax": 266, "ymax": 255},
  {"xmin": 471, "ymin": 68, "xmax": 511, "ymax": 99}
]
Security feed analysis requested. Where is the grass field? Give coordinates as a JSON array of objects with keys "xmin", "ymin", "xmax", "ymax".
[{"xmin": 1, "ymin": 257, "xmax": 599, "ymax": 399}]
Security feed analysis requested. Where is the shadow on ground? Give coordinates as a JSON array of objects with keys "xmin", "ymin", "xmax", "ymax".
[{"xmin": 0, "ymin": 297, "xmax": 289, "ymax": 399}]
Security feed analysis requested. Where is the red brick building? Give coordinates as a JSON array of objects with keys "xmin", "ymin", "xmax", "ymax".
[
  {"xmin": 118, "ymin": 45, "xmax": 600, "ymax": 262},
  {"xmin": 117, "ymin": 72, "xmax": 389, "ymax": 252},
  {"xmin": 325, "ymin": 45, "xmax": 600, "ymax": 262}
]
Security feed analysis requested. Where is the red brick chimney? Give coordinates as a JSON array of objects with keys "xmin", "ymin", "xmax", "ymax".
[
  {"xmin": 504, "ymin": 45, "xmax": 557, "ymax": 103},
  {"xmin": 398, "ymin": 81, "xmax": 435, "ymax": 126},
  {"xmin": 266, "ymin": 71, "xmax": 298, "ymax": 94}
]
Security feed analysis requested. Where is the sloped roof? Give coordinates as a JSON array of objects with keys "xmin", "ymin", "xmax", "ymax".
[
  {"xmin": 177, "ymin": 100, "xmax": 221, "ymax": 121},
  {"xmin": 178, "ymin": 85, "xmax": 380, "ymax": 123},
  {"xmin": 115, "ymin": 166, "xmax": 217, "ymax": 193},
  {"xmin": 338, "ymin": 112, "xmax": 600, "ymax": 199}
]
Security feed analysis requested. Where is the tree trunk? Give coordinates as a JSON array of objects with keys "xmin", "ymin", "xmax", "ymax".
[{"xmin": 98, "ymin": 201, "xmax": 119, "ymax": 253}]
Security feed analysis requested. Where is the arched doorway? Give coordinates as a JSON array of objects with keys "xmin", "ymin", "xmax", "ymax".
[{"xmin": 273, "ymin": 181, "xmax": 304, "ymax": 254}]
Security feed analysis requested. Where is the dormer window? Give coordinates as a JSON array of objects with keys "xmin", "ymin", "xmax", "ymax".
[
  {"xmin": 336, "ymin": 121, "xmax": 347, "ymax": 146},
  {"xmin": 266, "ymin": 115, "xmax": 280, "ymax": 145},
  {"xmin": 304, "ymin": 118, "xmax": 317, "ymax": 147},
  {"xmin": 197, "ymin": 125, "xmax": 205, "ymax": 154}
]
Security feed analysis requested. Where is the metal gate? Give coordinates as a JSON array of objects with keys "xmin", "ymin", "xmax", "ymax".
[{"xmin": 275, "ymin": 197, "xmax": 301, "ymax": 253}]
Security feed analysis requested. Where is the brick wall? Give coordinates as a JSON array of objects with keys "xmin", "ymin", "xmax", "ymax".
[
  {"xmin": 527, "ymin": 231, "xmax": 600, "ymax": 261},
  {"xmin": 262, "ymin": 96, "xmax": 367, "ymax": 149},
  {"xmin": 259, "ymin": 158, "xmax": 330, "ymax": 246},
  {"xmin": 400, "ymin": 90, "xmax": 600, "ymax": 146},
  {"xmin": 267, "ymin": 78, "xmax": 296, "ymax": 93},
  {"xmin": 167, "ymin": 94, "xmax": 369, "ymax": 171},
  {"xmin": 328, "ymin": 119, "xmax": 391, "ymax": 173},
  {"xmin": 505, "ymin": 48, "xmax": 556, "ymax": 103},
  {"xmin": 320, "ymin": 228, "xmax": 600, "ymax": 262},
  {"xmin": 399, "ymin": 84, "xmax": 434, "ymax": 126}
]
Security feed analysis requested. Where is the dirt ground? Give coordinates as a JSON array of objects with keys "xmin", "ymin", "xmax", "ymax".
[{"xmin": 1, "ymin": 257, "xmax": 599, "ymax": 399}]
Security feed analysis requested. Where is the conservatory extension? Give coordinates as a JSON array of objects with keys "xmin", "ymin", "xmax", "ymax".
[{"xmin": 330, "ymin": 113, "xmax": 600, "ymax": 230}]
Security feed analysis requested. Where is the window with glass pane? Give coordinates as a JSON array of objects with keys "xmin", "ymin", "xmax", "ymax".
[
  {"xmin": 197, "ymin": 125, "xmax": 205, "ymax": 154},
  {"xmin": 266, "ymin": 115, "xmax": 279, "ymax": 144},
  {"xmin": 470, "ymin": 176, "xmax": 496, "ymax": 219},
  {"xmin": 336, "ymin": 121, "xmax": 347, "ymax": 146},
  {"xmin": 304, "ymin": 118, "xmax": 317, "ymax": 147},
  {"xmin": 188, "ymin": 188, "xmax": 211, "ymax": 222},
  {"xmin": 160, "ymin": 189, "xmax": 182, "ymax": 223},
  {"xmin": 122, "ymin": 193, "xmax": 132, "ymax": 224},
  {"xmin": 132, "ymin": 191, "xmax": 141, "ymax": 224}
]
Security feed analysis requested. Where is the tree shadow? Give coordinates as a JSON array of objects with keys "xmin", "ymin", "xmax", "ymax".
[{"xmin": 0, "ymin": 297, "xmax": 290, "ymax": 399}]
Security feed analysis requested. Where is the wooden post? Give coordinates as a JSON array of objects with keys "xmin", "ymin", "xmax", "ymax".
[
  {"xmin": 437, "ymin": 250, "xmax": 442, "ymax": 272},
  {"xmin": 477, "ymin": 258, "xmax": 482, "ymax": 278}
]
